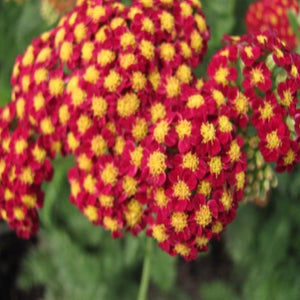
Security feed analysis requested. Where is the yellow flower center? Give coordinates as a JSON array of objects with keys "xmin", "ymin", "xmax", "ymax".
[
  {"xmin": 228, "ymin": 140, "xmax": 241, "ymax": 162},
  {"xmin": 166, "ymin": 76, "xmax": 181, "ymax": 98},
  {"xmin": 186, "ymin": 94, "xmax": 204, "ymax": 109},
  {"xmin": 197, "ymin": 180, "xmax": 212, "ymax": 197},
  {"xmin": 149, "ymin": 69, "xmax": 161, "ymax": 91},
  {"xmin": 215, "ymin": 67, "xmax": 229, "ymax": 85},
  {"xmin": 83, "ymin": 174, "xmax": 96, "ymax": 194},
  {"xmin": 152, "ymin": 224, "xmax": 168, "ymax": 242},
  {"xmin": 154, "ymin": 120, "xmax": 169, "ymax": 143},
  {"xmin": 92, "ymin": 96, "xmax": 107, "ymax": 118},
  {"xmin": 180, "ymin": 41, "xmax": 192, "ymax": 59},
  {"xmin": 84, "ymin": 66, "xmax": 99, "ymax": 84},
  {"xmin": 171, "ymin": 212, "xmax": 188, "ymax": 232},
  {"xmin": 16, "ymin": 100, "xmax": 24, "ymax": 119},
  {"xmin": 160, "ymin": 11, "xmax": 174, "ymax": 33},
  {"xmin": 176, "ymin": 64, "xmax": 192, "ymax": 83},
  {"xmin": 251, "ymin": 68, "xmax": 264, "ymax": 85},
  {"xmin": 221, "ymin": 191, "xmax": 233, "ymax": 211},
  {"xmin": 125, "ymin": 199, "xmax": 143, "ymax": 227},
  {"xmin": 281, "ymin": 89, "xmax": 293, "ymax": 107},
  {"xmin": 130, "ymin": 146, "xmax": 144, "ymax": 168},
  {"xmin": 142, "ymin": 18, "xmax": 155, "ymax": 33},
  {"xmin": 140, "ymin": 40, "xmax": 155, "ymax": 60},
  {"xmin": 120, "ymin": 32, "xmax": 136, "ymax": 50},
  {"xmin": 97, "ymin": 49, "xmax": 116, "ymax": 66},
  {"xmin": 117, "ymin": 93, "xmax": 140, "ymax": 118},
  {"xmin": 209, "ymin": 156, "xmax": 222, "ymax": 176},
  {"xmin": 259, "ymin": 102, "xmax": 273, "ymax": 120},
  {"xmin": 266, "ymin": 131, "xmax": 281, "ymax": 150},
  {"xmin": 81, "ymin": 41, "xmax": 94, "ymax": 61},
  {"xmin": 176, "ymin": 120, "xmax": 192, "ymax": 140},
  {"xmin": 132, "ymin": 72, "xmax": 147, "ymax": 92},
  {"xmin": 191, "ymin": 30, "xmax": 203, "ymax": 52},
  {"xmin": 120, "ymin": 53, "xmax": 137, "ymax": 69},
  {"xmin": 104, "ymin": 70, "xmax": 121, "ymax": 92},
  {"xmin": 160, "ymin": 43, "xmax": 175, "ymax": 61},
  {"xmin": 180, "ymin": 2, "xmax": 192, "ymax": 17},
  {"xmin": 59, "ymin": 104, "xmax": 70, "ymax": 125},
  {"xmin": 21, "ymin": 167, "xmax": 34, "ymax": 184},
  {"xmin": 212, "ymin": 89, "xmax": 226, "ymax": 107},
  {"xmin": 182, "ymin": 152, "xmax": 199, "ymax": 171},
  {"xmin": 34, "ymin": 68, "xmax": 48, "ymax": 85},
  {"xmin": 212, "ymin": 221, "xmax": 223, "ymax": 234},
  {"xmin": 99, "ymin": 194, "xmax": 114, "ymax": 208},
  {"xmin": 114, "ymin": 136, "xmax": 126, "ymax": 155},
  {"xmin": 174, "ymin": 244, "xmax": 190, "ymax": 257},
  {"xmin": 173, "ymin": 180, "xmax": 191, "ymax": 200},
  {"xmin": 15, "ymin": 139, "xmax": 27, "ymax": 154},
  {"xmin": 103, "ymin": 216, "xmax": 119, "ymax": 232},
  {"xmin": 77, "ymin": 115, "xmax": 92, "ymax": 134},
  {"xmin": 74, "ymin": 23, "xmax": 87, "ymax": 43},
  {"xmin": 284, "ymin": 149, "xmax": 295, "ymax": 166},
  {"xmin": 77, "ymin": 153, "xmax": 92, "ymax": 171},
  {"xmin": 196, "ymin": 236, "xmax": 209, "ymax": 248},
  {"xmin": 14, "ymin": 207, "xmax": 25, "ymax": 221},
  {"xmin": 291, "ymin": 64, "xmax": 298, "ymax": 77},
  {"xmin": 154, "ymin": 187, "xmax": 169, "ymax": 207},
  {"xmin": 122, "ymin": 176, "xmax": 138, "ymax": 197},
  {"xmin": 41, "ymin": 117, "xmax": 55, "ymax": 135},
  {"xmin": 49, "ymin": 78, "xmax": 64, "ymax": 96},
  {"xmin": 148, "ymin": 151, "xmax": 167, "ymax": 176},
  {"xmin": 201, "ymin": 122, "xmax": 215, "ymax": 143},
  {"xmin": 235, "ymin": 92, "xmax": 249, "ymax": 114},
  {"xmin": 244, "ymin": 46, "xmax": 253, "ymax": 58},
  {"xmin": 101, "ymin": 163, "xmax": 118, "ymax": 186},
  {"xmin": 195, "ymin": 205, "xmax": 212, "ymax": 227},
  {"xmin": 150, "ymin": 103, "xmax": 166, "ymax": 123},
  {"xmin": 84, "ymin": 205, "xmax": 98, "ymax": 222},
  {"xmin": 60, "ymin": 41, "xmax": 73, "ymax": 62},
  {"xmin": 22, "ymin": 194, "xmax": 37, "ymax": 209}
]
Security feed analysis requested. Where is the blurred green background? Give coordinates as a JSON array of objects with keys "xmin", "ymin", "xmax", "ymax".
[{"xmin": 1, "ymin": 0, "xmax": 300, "ymax": 299}]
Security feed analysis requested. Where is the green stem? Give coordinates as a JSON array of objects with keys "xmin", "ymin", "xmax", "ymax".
[{"xmin": 137, "ymin": 237, "xmax": 153, "ymax": 300}]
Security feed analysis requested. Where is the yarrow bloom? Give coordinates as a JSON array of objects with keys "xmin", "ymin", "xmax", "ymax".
[
  {"xmin": 0, "ymin": 0, "xmax": 216, "ymax": 260},
  {"xmin": 245, "ymin": 0, "xmax": 299, "ymax": 49},
  {"xmin": 206, "ymin": 31, "xmax": 300, "ymax": 204}
]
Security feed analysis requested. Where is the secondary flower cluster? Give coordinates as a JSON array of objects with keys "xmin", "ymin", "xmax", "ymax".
[
  {"xmin": 245, "ymin": 0, "xmax": 299, "ymax": 49},
  {"xmin": 207, "ymin": 31, "xmax": 300, "ymax": 202}
]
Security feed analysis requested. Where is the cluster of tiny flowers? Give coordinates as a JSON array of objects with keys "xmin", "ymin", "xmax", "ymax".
[
  {"xmin": 206, "ymin": 31, "xmax": 300, "ymax": 202},
  {"xmin": 0, "ymin": 0, "xmax": 227, "ymax": 260},
  {"xmin": 245, "ymin": 0, "xmax": 299, "ymax": 49},
  {"xmin": 0, "ymin": 102, "xmax": 53, "ymax": 238}
]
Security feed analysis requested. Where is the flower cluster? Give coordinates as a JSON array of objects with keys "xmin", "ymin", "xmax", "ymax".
[
  {"xmin": 206, "ymin": 31, "xmax": 300, "ymax": 202},
  {"xmin": 3, "ymin": 0, "xmax": 300, "ymax": 261},
  {"xmin": 0, "ymin": 102, "xmax": 53, "ymax": 238},
  {"xmin": 245, "ymin": 0, "xmax": 299, "ymax": 49},
  {"xmin": 1, "ymin": 0, "xmax": 225, "ymax": 260}
]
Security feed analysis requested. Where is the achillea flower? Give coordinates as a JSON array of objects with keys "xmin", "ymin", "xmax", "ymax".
[
  {"xmin": 205, "ymin": 32, "xmax": 300, "ymax": 205},
  {"xmin": 2, "ymin": 0, "xmax": 213, "ymax": 261},
  {"xmin": 245, "ymin": 0, "xmax": 299, "ymax": 49}
]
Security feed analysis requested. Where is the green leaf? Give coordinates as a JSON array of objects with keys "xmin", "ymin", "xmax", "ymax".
[
  {"xmin": 150, "ymin": 243, "xmax": 177, "ymax": 292},
  {"xmin": 200, "ymin": 281, "xmax": 239, "ymax": 300}
]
